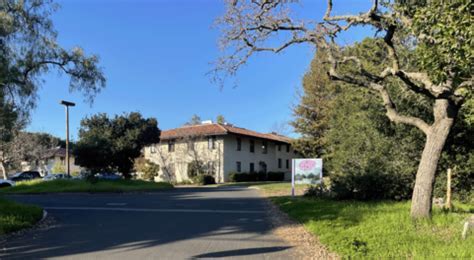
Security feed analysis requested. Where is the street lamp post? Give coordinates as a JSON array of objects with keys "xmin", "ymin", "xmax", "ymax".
[{"xmin": 60, "ymin": 100, "xmax": 75, "ymax": 177}]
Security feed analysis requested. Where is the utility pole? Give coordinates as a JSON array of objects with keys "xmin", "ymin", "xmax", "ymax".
[{"xmin": 60, "ymin": 100, "xmax": 75, "ymax": 177}]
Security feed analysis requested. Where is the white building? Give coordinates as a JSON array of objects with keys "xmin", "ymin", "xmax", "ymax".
[
  {"xmin": 143, "ymin": 122, "xmax": 299, "ymax": 183},
  {"xmin": 21, "ymin": 147, "xmax": 82, "ymax": 176}
]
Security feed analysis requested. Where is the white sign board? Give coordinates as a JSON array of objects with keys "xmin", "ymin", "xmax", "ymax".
[{"xmin": 291, "ymin": 158, "xmax": 323, "ymax": 196}]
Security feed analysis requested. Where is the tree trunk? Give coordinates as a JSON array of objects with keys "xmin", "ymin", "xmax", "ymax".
[
  {"xmin": 410, "ymin": 99, "xmax": 457, "ymax": 219},
  {"xmin": 0, "ymin": 161, "xmax": 7, "ymax": 180}
]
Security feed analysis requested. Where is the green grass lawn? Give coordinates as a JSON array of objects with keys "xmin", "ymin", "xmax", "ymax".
[
  {"xmin": 238, "ymin": 182, "xmax": 473, "ymax": 258},
  {"xmin": 0, "ymin": 198, "xmax": 43, "ymax": 235},
  {"xmin": 0, "ymin": 179, "xmax": 174, "ymax": 194},
  {"xmin": 218, "ymin": 181, "xmax": 310, "ymax": 196},
  {"xmin": 272, "ymin": 197, "xmax": 473, "ymax": 258}
]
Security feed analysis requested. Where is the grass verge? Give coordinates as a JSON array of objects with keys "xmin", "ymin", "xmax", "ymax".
[
  {"xmin": 0, "ymin": 198, "xmax": 43, "ymax": 235},
  {"xmin": 0, "ymin": 179, "xmax": 174, "ymax": 194},
  {"xmin": 272, "ymin": 197, "xmax": 473, "ymax": 258},
  {"xmin": 240, "ymin": 182, "xmax": 474, "ymax": 258}
]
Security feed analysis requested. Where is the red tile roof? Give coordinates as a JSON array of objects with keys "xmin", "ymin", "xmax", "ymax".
[{"xmin": 160, "ymin": 124, "xmax": 292, "ymax": 143}]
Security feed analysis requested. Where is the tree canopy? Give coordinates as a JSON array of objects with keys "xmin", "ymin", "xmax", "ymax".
[
  {"xmin": 1, "ymin": 0, "xmax": 105, "ymax": 178},
  {"xmin": 74, "ymin": 112, "xmax": 160, "ymax": 178},
  {"xmin": 216, "ymin": 0, "xmax": 473, "ymax": 218},
  {"xmin": 0, "ymin": 0, "xmax": 105, "ymax": 113},
  {"xmin": 216, "ymin": 115, "xmax": 226, "ymax": 124},
  {"xmin": 293, "ymin": 43, "xmax": 472, "ymax": 201},
  {"xmin": 184, "ymin": 114, "xmax": 202, "ymax": 126}
]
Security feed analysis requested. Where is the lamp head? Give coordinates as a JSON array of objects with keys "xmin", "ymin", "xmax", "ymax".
[{"xmin": 60, "ymin": 100, "xmax": 76, "ymax": 107}]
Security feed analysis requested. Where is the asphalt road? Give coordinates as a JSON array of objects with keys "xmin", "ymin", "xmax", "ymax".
[{"xmin": 0, "ymin": 186, "xmax": 296, "ymax": 259}]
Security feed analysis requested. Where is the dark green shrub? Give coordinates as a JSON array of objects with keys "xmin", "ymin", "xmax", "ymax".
[
  {"xmin": 134, "ymin": 157, "xmax": 160, "ymax": 181},
  {"xmin": 229, "ymin": 172, "xmax": 257, "ymax": 182},
  {"xmin": 187, "ymin": 160, "xmax": 206, "ymax": 178},
  {"xmin": 304, "ymin": 183, "xmax": 331, "ymax": 198},
  {"xmin": 248, "ymin": 173, "xmax": 259, "ymax": 181},
  {"xmin": 229, "ymin": 172, "xmax": 245, "ymax": 182},
  {"xmin": 192, "ymin": 174, "xmax": 216, "ymax": 185},
  {"xmin": 171, "ymin": 179, "xmax": 193, "ymax": 185},
  {"xmin": 85, "ymin": 173, "xmax": 99, "ymax": 184},
  {"xmin": 330, "ymin": 169, "xmax": 414, "ymax": 200},
  {"xmin": 229, "ymin": 171, "xmax": 285, "ymax": 182},
  {"xmin": 257, "ymin": 172, "xmax": 267, "ymax": 181}
]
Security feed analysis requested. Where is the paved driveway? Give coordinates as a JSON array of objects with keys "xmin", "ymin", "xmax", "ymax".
[{"xmin": 0, "ymin": 186, "xmax": 295, "ymax": 259}]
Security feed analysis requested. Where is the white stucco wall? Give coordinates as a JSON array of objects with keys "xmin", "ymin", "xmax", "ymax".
[
  {"xmin": 21, "ymin": 155, "xmax": 82, "ymax": 176},
  {"xmin": 144, "ymin": 136, "xmax": 226, "ymax": 183},
  {"xmin": 222, "ymin": 135, "xmax": 297, "ymax": 181},
  {"xmin": 143, "ymin": 132, "xmax": 300, "ymax": 183},
  {"xmin": 45, "ymin": 156, "xmax": 82, "ymax": 174}
]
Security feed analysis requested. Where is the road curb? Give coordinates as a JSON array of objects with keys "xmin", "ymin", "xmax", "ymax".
[{"xmin": 0, "ymin": 209, "xmax": 50, "ymax": 244}]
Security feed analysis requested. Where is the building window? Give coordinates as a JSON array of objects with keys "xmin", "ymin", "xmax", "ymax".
[
  {"xmin": 250, "ymin": 140, "xmax": 255, "ymax": 153},
  {"xmin": 150, "ymin": 145, "xmax": 156, "ymax": 154},
  {"xmin": 249, "ymin": 163, "xmax": 255, "ymax": 173},
  {"xmin": 286, "ymin": 159, "xmax": 290, "ymax": 169},
  {"xmin": 286, "ymin": 144, "xmax": 290, "ymax": 153},
  {"xmin": 236, "ymin": 161, "xmax": 241, "ymax": 172},
  {"xmin": 277, "ymin": 144, "xmax": 281, "ymax": 151},
  {"xmin": 208, "ymin": 136, "xmax": 216, "ymax": 150},
  {"xmin": 262, "ymin": 141, "xmax": 267, "ymax": 154},
  {"xmin": 278, "ymin": 158, "xmax": 282, "ymax": 168},
  {"xmin": 236, "ymin": 138, "xmax": 241, "ymax": 151},
  {"xmin": 168, "ymin": 140, "xmax": 175, "ymax": 152}
]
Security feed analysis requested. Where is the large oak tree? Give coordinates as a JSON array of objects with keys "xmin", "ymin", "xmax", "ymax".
[
  {"xmin": 74, "ymin": 112, "xmax": 161, "ymax": 178},
  {"xmin": 214, "ymin": 0, "xmax": 473, "ymax": 218}
]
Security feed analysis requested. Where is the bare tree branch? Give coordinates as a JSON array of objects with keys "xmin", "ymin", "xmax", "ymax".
[
  {"xmin": 211, "ymin": 0, "xmax": 317, "ymax": 85},
  {"xmin": 324, "ymin": 0, "xmax": 383, "ymax": 30},
  {"xmin": 214, "ymin": 0, "xmax": 466, "ymax": 134},
  {"xmin": 319, "ymin": 36, "xmax": 431, "ymax": 134},
  {"xmin": 370, "ymin": 82, "xmax": 431, "ymax": 134},
  {"xmin": 322, "ymin": 0, "xmax": 459, "ymax": 103}
]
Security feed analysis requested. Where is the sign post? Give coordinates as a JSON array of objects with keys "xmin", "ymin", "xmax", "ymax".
[
  {"xmin": 291, "ymin": 158, "xmax": 323, "ymax": 196},
  {"xmin": 291, "ymin": 159, "xmax": 295, "ymax": 197}
]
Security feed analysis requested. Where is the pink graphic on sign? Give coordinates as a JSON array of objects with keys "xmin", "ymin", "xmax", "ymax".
[{"xmin": 298, "ymin": 160, "xmax": 316, "ymax": 171}]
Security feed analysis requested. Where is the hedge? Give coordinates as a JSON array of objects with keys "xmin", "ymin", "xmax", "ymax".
[
  {"xmin": 192, "ymin": 174, "xmax": 216, "ymax": 185},
  {"xmin": 229, "ymin": 172, "xmax": 285, "ymax": 182}
]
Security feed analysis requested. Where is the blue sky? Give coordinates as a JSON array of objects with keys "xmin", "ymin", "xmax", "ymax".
[{"xmin": 27, "ymin": 0, "xmax": 372, "ymax": 140}]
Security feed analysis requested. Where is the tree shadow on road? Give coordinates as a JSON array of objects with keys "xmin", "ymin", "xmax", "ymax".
[
  {"xmin": 0, "ymin": 187, "xmax": 295, "ymax": 259},
  {"xmin": 192, "ymin": 246, "xmax": 292, "ymax": 258}
]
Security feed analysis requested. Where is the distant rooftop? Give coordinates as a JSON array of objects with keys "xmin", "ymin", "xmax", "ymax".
[
  {"xmin": 160, "ymin": 123, "xmax": 292, "ymax": 144},
  {"xmin": 43, "ymin": 147, "xmax": 69, "ymax": 159}
]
